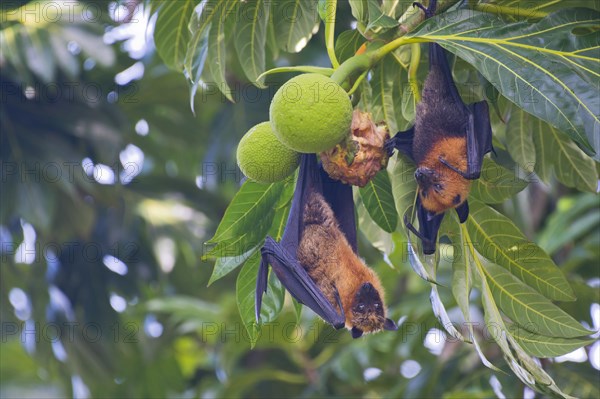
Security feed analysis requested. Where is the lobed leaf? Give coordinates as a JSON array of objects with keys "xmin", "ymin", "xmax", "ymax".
[
  {"xmin": 206, "ymin": 0, "xmax": 238, "ymax": 101},
  {"xmin": 334, "ymin": 30, "xmax": 365, "ymax": 63},
  {"xmin": 470, "ymin": 158, "xmax": 527, "ymax": 204},
  {"xmin": 206, "ymin": 180, "xmax": 288, "ymax": 259},
  {"xmin": 531, "ymin": 114, "xmax": 599, "ymax": 192},
  {"xmin": 236, "ymin": 251, "xmax": 262, "ymax": 347},
  {"xmin": 538, "ymin": 194, "xmax": 600, "ymax": 255},
  {"xmin": 510, "ymin": 327, "xmax": 596, "ymax": 358},
  {"xmin": 208, "ymin": 245, "xmax": 259, "ymax": 286},
  {"xmin": 234, "ymin": 0, "xmax": 269, "ymax": 87},
  {"xmin": 466, "ymin": 199, "xmax": 575, "ymax": 301},
  {"xmin": 369, "ymin": 55, "xmax": 401, "ymax": 134},
  {"xmin": 272, "ymin": 0, "xmax": 319, "ymax": 53},
  {"xmin": 154, "ymin": 0, "xmax": 195, "ymax": 71},
  {"xmin": 505, "ymin": 105, "xmax": 536, "ymax": 173},
  {"xmin": 482, "ymin": 262, "xmax": 591, "ymax": 338}
]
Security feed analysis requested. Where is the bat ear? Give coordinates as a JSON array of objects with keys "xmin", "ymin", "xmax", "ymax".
[
  {"xmin": 384, "ymin": 318, "xmax": 398, "ymax": 331},
  {"xmin": 351, "ymin": 327, "xmax": 364, "ymax": 339}
]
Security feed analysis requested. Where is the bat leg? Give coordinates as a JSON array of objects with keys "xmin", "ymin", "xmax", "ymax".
[
  {"xmin": 404, "ymin": 201, "xmax": 445, "ymax": 254},
  {"xmin": 455, "ymin": 200, "xmax": 469, "ymax": 223},
  {"xmin": 259, "ymin": 236, "xmax": 346, "ymax": 329}
]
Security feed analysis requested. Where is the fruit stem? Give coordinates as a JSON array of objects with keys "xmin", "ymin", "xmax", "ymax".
[
  {"xmin": 347, "ymin": 70, "xmax": 368, "ymax": 96},
  {"xmin": 329, "ymin": 37, "xmax": 426, "ymax": 88},
  {"xmin": 408, "ymin": 43, "xmax": 422, "ymax": 103},
  {"xmin": 324, "ymin": 0, "xmax": 340, "ymax": 68}
]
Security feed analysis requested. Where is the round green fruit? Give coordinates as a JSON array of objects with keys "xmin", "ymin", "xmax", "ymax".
[
  {"xmin": 236, "ymin": 122, "xmax": 300, "ymax": 183},
  {"xmin": 270, "ymin": 73, "xmax": 353, "ymax": 153}
]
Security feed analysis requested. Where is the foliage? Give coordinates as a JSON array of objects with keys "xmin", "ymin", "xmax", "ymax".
[{"xmin": 1, "ymin": 0, "xmax": 598, "ymax": 398}]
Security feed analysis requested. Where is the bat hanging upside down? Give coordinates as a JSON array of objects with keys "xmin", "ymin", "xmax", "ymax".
[
  {"xmin": 386, "ymin": 0, "xmax": 494, "ymax": 254},
  {"xmin": 298, "ymin": 191, "xmax": 396, "ymax": 337},
  {"xmin": 256, "ymin": 154, "xmax": 397, "ymax": 338}
]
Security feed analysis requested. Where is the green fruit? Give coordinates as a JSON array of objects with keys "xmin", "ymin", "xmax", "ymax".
[
  {"xmin": 270, "ymin": 73, "xmax": 353, "ymax": 153},
  {"xmin": 236, "ymin": 122, "xmax": 300, "ymax": 183}
]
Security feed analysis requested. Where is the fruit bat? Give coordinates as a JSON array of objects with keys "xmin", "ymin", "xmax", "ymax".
[
  {"xmin": 255, "ymin": 154, "xmax": 397, "ymax": 338},
  {"xmin": 385, "ymin": 0, "xmax": 494, "ymax": 254}
]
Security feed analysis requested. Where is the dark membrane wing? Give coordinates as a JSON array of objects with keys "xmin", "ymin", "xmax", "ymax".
[
  {"xmin": 281, "ymin": 154, "xmax": 322, "ymax": 250},
  {"xmin": 261, "ymin": 237, "xmax": 345, "ymax": 329},
  {"xmin": 417, "ymin": 198, "xmax": 445, "ymax": 255},
  {"xmin": 465, "ymin": 101, "xmax": 494, "ymax": 179},
  {"xmin": 455, "ymin": 200, "xmax": 469, "ymax": 223},
  {"xmin": 321, "ymin": 167, "xmax": 358, "ymax": 253}
]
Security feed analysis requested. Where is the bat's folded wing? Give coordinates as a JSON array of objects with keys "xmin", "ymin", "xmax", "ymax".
[
  {"xmin": 417, "ymin": 198, "xmax": 445, "ymax": 255},
  {"xmin": 258, "ymin": 236, "xmax": 345, "ymax": 329},
  {"xmin": 465, "ymin": 101, "xmax": 494, "ymax": 179}
]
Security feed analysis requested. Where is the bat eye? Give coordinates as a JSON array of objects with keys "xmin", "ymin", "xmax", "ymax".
[
  {"xmin": 374, "ymin": 302, "xmax": 380, "ymax": 309},
  {"xmin": 434, "ymin": 183, "xmax": 443, "ymax": 191},
  {"xmin": 358, "ymin": 303, "xmax": 365, "ymax": 311}
]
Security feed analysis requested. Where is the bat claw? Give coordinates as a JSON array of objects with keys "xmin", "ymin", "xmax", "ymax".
[
  {"xmin": 412, "ymin": 0, "xmax": 437, "ymax": 18},
  {"xmin": 384, "ymin": 138, "xmax": 397, "ymax": 157}
]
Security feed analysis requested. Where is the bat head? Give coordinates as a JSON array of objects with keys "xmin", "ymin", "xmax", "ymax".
[
  {"xmin": 350, "ymin": 282, "xmax": 397, "ymax": 337},
  {"xmin": 415, "ymin": 166, "xmax": 469, "ymax": 214}
]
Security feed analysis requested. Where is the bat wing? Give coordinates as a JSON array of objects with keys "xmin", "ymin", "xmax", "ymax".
[
  {"xmin": 455, "ymin": 200, "xmax": 469, "ymax": 223},
  {"xmin": 416, "ymin": 197, "xmax": 445, "ymax": 255},
  {"xmin": 259, "ymin": 237, "xmax": 345, "ymax": 329},
  {"xmin": 322, "ymin": 168, "xmax": 357, "ymax": 252},
  {"xmin": 464, "ymin": 101, "xmax": 494, "ymax": 180},
  {"xmin": 384, "ymin": 126, "xmax": 415, "ymax": 161}
]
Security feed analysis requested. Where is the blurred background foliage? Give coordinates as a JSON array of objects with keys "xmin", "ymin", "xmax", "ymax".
[{"xmin": 0, "ymin": 1, "xmax": 598, "ymax": 398}]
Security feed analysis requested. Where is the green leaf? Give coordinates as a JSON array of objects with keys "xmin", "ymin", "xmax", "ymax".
[
  {"xmin": 236, "ymin": 251, "xmax": 262, "ymax": 347},
  {"xmin": 356, "ymin": 194, "xmax": 393, "ymax": 254},
  {"xmin": 510, "ymin": 327, "xmax": 596, "ymax": 358},
  {"xmin": 506, "ymin": 105, "xmax": 536, "ymax": 173},
  {"xmin": 409, "ymin": 8, "xmax": 600, "ymax": 160},
  {"xmin": 206, "ymin": 180, "xmax": 287, "ymax": 258},
  {"xmin": 154, "ymin": 0, "xmax": 195, "ymax": 71},
  {"xmin": 451, "ymin": 220, "xmax": 501, "ymax": 370},
  {"xmin": 234, "ymin": 0, "xmax": 269, "ymax": 87},
  {"xmin": 334, "ymin": 30, "xmax": 365, "ymax": 63},
  {"xmin": 185, "ymin": 0, "xmax": 222, "ymax": 86},
  {"xmin": 370, "ymin": 55, "xmax": 400, "ymax": 133},
  {"xmin": 236, "ymin": 250, "xmax": 286, "ymax": 346},
  {"xmin": 366, "ymin": 0, "xmax": 398, "ymax": 30},
  {"xmin": 349, "ymin": 0, "xmax": 368, "ymax": 26},
  {"xmin": 538, "ymin": 194, "xmax": 600, "ymax": 255},
  {"xmin": 272, "ymin": 0, "xmax": 319, "ymax": 53},
  {"xmin": 473, "ymin": 243, "xmax": 572, "ymax": 398},
  {"xmin": 389, "ymin": 153, "xmax": 417, "ymax": 220},
  {"xmin": 260, "ymin": 271, "xmax": 286, "ymax": 324},
  {"xmin": 359, "ymin": 170, "xmax": 398, "ymax": 233},
  {"xmin": 209, "ymin": 180, "xmax": 286, "ymax": 244},
  {"xmin": 206, "ymin": 0, "xmax": 238, "ymax": 101},
  {"xmin": 531, "ymin": 115, "xmax": 599, "ymax": 192},
  {"xmin": 466, "ymin": 199, "xmax": 575, "ymax": 301},
  {"xmin": 482, "ymin": 262, "xmax": 591, "ymax": 338},
  {"xmin": 208, "ymin": 245, "xmax": 259, "ymax": 286},
  {"xmin": 470, "ymin": 158, "xmax": 527, "ymax": 204}
]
